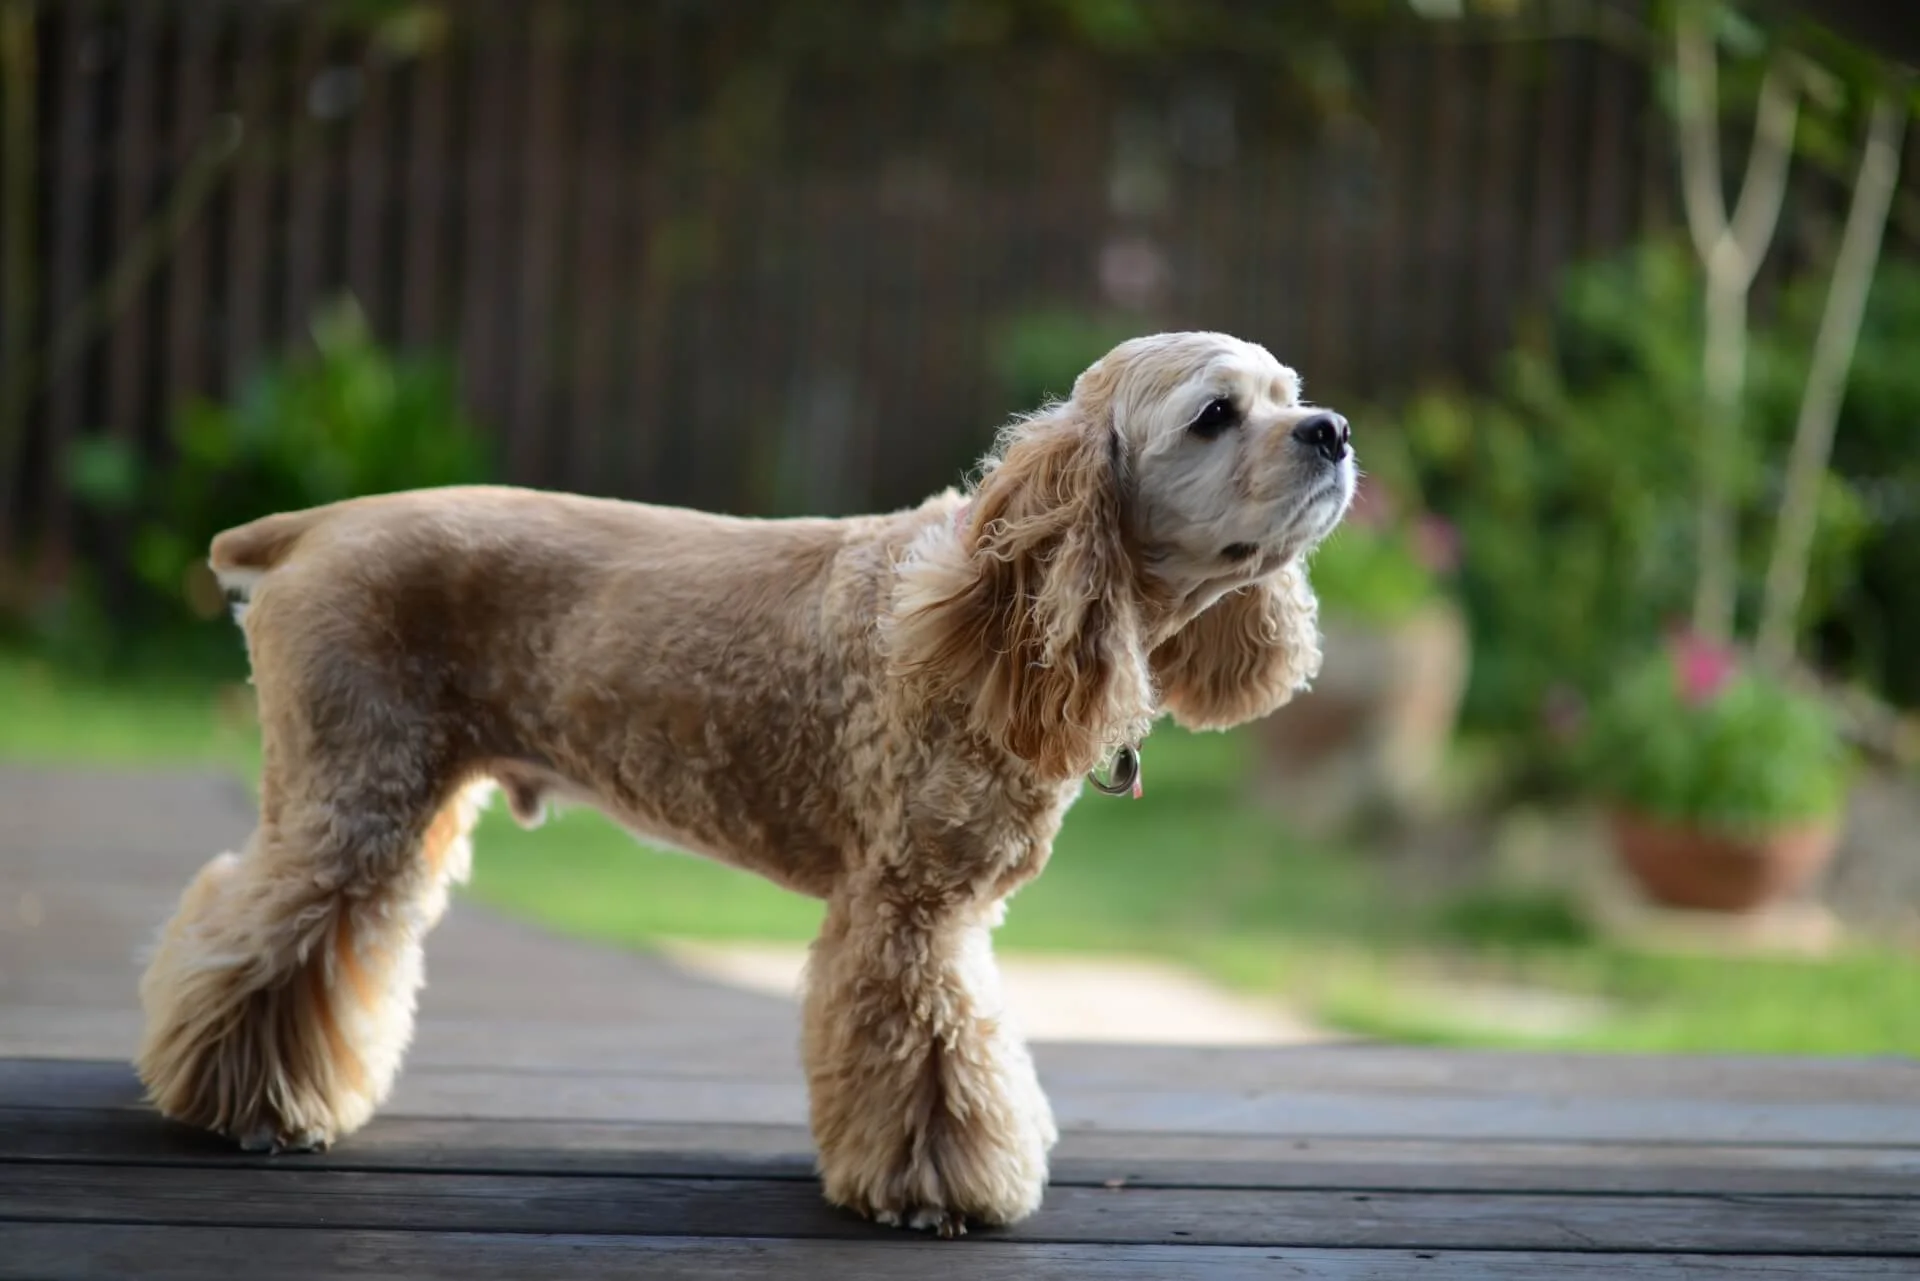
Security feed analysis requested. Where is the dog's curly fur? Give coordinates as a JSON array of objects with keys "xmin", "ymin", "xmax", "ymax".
[{"xmin": 136, "ymin": 331, "xmax": 1354, "ymax": 1234}]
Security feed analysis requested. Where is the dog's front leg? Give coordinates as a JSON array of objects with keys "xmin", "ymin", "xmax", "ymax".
[{"xmin": 800, "ymin": 884, "xmax": 1056, "ymax": 1236}]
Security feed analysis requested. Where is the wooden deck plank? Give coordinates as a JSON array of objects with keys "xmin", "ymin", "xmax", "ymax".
[
  {"xmin": 7, "ymin": 1055, "xmax": 1919, "ymax": 1149},
  {"xmin": 5, "ymin": 1164, "xmax": 1916, "ymax": 1255},
  {"xmin": 6, "ymin": 1227, "xmax": 1912, "ymax": 1281},
  {"xmin": 284, "ymin": 1068, "xmax": 1920, "ymax": 1144},
  {"xmin": 5, "ymin": 1106, "xmax": 1919, "ymax": 1197},
  {"xmin": 15, "ymin": 957, "xmax": 1913, "ymax": 1102}
]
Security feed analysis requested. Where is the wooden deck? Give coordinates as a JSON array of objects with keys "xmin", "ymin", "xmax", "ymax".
[{"xmin": 2, "ymin": 766, "xmax": 1917, "ymax": 1278}]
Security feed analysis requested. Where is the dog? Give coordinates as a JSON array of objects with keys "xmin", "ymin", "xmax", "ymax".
[{"xmin": 136, "ymin": 330, "xmax": 1355, "ymax": 1235}]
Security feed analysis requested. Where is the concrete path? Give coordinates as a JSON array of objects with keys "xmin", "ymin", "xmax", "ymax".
[
  {"xmin": 0, "ymin": 767, "xmax": 1326, "ymax": 1065},
  {"xmin": 662, "ymin": 940, "xmax": 1330, "ymax": 1045}
]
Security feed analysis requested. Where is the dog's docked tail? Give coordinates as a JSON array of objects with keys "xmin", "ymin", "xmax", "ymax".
[{"xmin": 208, "ymin": 508, "xmax": 324, "ymax": 619}]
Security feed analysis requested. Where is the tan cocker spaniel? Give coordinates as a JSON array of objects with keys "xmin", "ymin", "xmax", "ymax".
[{"xmin": 137, "ymin": 330, "xmax": 1355, "ymax": 1235}]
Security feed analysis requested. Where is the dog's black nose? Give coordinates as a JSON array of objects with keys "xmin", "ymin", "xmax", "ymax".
[{"xmin": 1291, "ymin": 411, "xmax": 1350, "ymax": 464}]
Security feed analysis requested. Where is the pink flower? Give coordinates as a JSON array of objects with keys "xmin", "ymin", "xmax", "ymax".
[{"xmin": 1667, "ymin": 629, "xmax": 1738, "ymax": 705}]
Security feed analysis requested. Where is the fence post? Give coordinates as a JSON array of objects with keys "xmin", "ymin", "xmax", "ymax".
[{"xmin": 0, "ymin": 0, "xmax": 38, "ymax": 563}]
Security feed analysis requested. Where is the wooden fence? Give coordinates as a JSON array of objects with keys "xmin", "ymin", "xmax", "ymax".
[{"xmin": 0, "ymin": 0, "xmax": 1709, "ymax": 573}]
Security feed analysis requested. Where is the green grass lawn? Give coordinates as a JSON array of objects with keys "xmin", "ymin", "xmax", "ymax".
[
  {"xmin": 0, "ymin": 652, "xmax": 261, "ymax": 769},
  {"xmin": 5, "ymin": 646, "xmax": 1915, "ymax": 1056}
]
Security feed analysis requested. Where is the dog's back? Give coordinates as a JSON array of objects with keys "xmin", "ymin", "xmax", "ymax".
[
  {"xmin": 209, "ymin": 486, "xmax": 858, "ymax": 619},
  {"xmin": 201, "ymin": 485, "xmax": 917, "ymax": 888}
]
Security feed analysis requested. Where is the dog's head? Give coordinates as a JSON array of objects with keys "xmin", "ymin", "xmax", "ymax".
[{"xmin": 890, "ymin": 330, "xmax": 1355, "ymax": 780}]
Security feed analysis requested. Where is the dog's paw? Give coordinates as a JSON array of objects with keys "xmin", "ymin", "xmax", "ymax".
[
  {"xmin": 818, "ymin": 1095, "xmax": 1051, "ymax": 1235},
  {"xmin": 237, "ymin": 1122, "xmax": 332, "ymax": 1155},
  {"xmin": 871, "ymin": 1204, "xmax": 971, "ymax": 1238},
  {"xmin": 910, "ymin": 1205, "xmax": 969, "ymax": 1239},
  {"xmin": 834, "ymin": 1154, "xmax": 1044, "ymax": 1237}
]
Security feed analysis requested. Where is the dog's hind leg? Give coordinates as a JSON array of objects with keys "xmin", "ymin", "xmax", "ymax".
[
  {"xmin": 136, "ymin": 765, "xmax": 489, "ymax": 1153},
  {"xmin": 801, "ymin": 886, "xmax": 1056, "ymax": 1235}
]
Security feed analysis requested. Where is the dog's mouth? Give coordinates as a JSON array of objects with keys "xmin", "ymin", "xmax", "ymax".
[
  {"xmin": 1301, "ymin": 470, "xmax": 1356, "ymax": 529},
  {"xmin": 1212, "ymin": 463, "xmax": 1357, "ymax": 567},
  {"xmin": 1308, "ymin": 480, "xmax": 1348, "ymax": 513}
]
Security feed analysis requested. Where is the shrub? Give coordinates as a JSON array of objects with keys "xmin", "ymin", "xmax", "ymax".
[
  {"xmin": 1400, "ymin": 239, "xmax": 1903, "ymax": 743},
  {"xmin": 69, "ymin": 297, "xmax": 489, "ymax": 635},
  {"xmin": 1309, "ymin": 480, "xmax": 1455, "ymax": 626},
  {"xmin": 987, "ymin": 306, "xmax": 1137, "ymax": 415},
  {"xmin": 1578, "ymin": 632, "xmax": 1851, "ymax": 832},
  {"xmin": 1749, "ymin": 259, "xmax": 1920, "ymax": 707},
  {"xmin": 1310, "ymin": 522, "xmax": 1438, "ymax": 625}
]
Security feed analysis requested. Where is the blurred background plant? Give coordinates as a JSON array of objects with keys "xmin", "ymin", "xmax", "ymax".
[
  {"xmin": 1306, "ymin": 487, "xmax": 1454, "ymax": 630},
  {"xmin": 44, "ymin": 298, "xmax": 487, "ymax": 671},
  {"xmin": 987, "ymin": 307, "xmax": 1140, "ymax": 417},
  {"xmin": 1578, "ymin": 629, "xmax": 1854, "ymax": 912},
  {"xmin": 1253, "ymin": 468, "xmax": 1471, "ymax": 837},
  {"xmin": 1400, "ymin": 241, "xmax": 1914, "ymax": 773},
  {"xmin": 1582, "ymin": 633, "xmax": 1851, "ymax": 832},
  {"xmin": 1751, "ymin": 258, "xmax": 1920, "ymax": 707}
]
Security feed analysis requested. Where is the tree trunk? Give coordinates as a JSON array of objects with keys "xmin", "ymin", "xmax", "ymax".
[
  {"xmin": 1693, "ymin": 271, "xmax": 1748, "ymax": 643},
  {"xmin": 1757, "ymin": 89, "xmax": 1909, "ymax": 669},
  {"xmin": 1671, "ymin": 5, "xmax": 1800, "ymax": 643}
]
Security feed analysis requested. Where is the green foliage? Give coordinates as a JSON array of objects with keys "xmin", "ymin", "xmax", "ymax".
[
  {"xmin": 321, "ymin": 2, "xmax": 451, "ymax": 58},
  {"xmin": 1648, "ymin": 0, "xmax": 1917, "ymax": 189},
  {"xmin": 1749, "ymin": 259, "xmax": 1920, "ymax": 706},
  {"xmin": 1313, "ymin": 940, "xmax": 1920, "ymax": 1056},
  {"xmin": 1309, "ymin": 407, "xmax": 1456, "ymax": 625},
  {"xmin": 1400, "ymin": 254, "xmax": 1700, "ymax": 735},
  {"xmin": 1309, "ymin": 518, "xmax": 1442, "ymax": 626},
  {"xmin": 1579, "ymin": 642, "xmax": 1850, "ymax": 831},
  {"xmin": 1401, "ymin": 238, "xmax": 1910, "ymax": 741},
  {"xmin": 1435, "ymin": 886, "xmax": 1596, "ymax": 950},
  {"xmin": 987, "ymin": 306, "xmax": 1137, "ymax": 415},
  {"xmin": 68, "ymin": 298, "xmax": 489, "ymax": 629},
  {"xmin": 0, "ymin": 651, "xmax": 261, "ymax": 769}
]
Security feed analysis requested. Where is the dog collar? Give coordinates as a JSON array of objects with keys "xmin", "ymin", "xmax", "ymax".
[{"xmin": 1088, "ymin": 743, "xmax": 1143, "ymax": 799}]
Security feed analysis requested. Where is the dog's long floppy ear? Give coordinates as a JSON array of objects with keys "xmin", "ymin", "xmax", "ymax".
[
  {"xmin": 889, "ymin": 409, "xmax": 1154, "ymax": 780},
  {"xmin": 1149, "ymin": 562, "xmax": 1323, "ymax": 731}
]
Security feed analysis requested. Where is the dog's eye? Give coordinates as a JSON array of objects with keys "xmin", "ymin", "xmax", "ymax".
[{"xmin": 1188, "ymin": 397, "xmax": 1239, "ymax": 439}]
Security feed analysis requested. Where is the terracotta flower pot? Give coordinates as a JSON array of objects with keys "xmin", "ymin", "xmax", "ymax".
[{"xmin": 1604, "ymin": 809, "xmax": 1842, "ymax": 913}]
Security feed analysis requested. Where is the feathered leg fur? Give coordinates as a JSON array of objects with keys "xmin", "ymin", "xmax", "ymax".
[
  {"xmin": 802, "ymin": 888, "xmax": 1056, "ymax": 1236},
  {"xmin": 137, "ymin": 761, "xmax": 487, "ymax": 1152}
]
